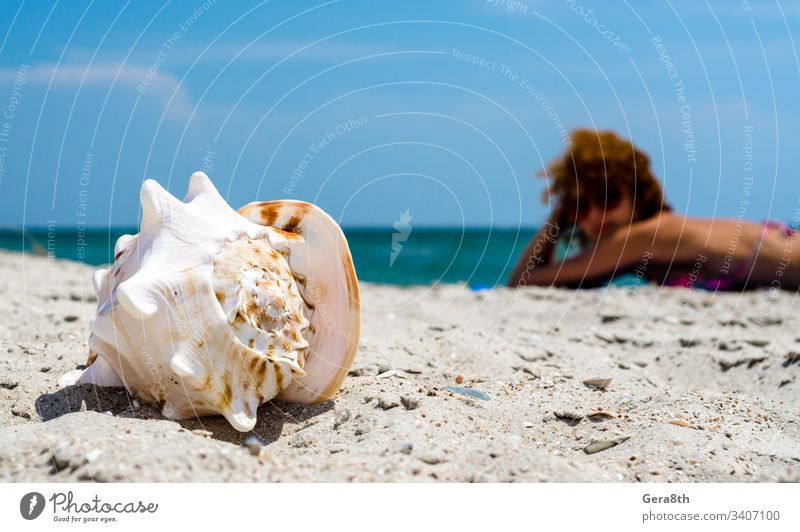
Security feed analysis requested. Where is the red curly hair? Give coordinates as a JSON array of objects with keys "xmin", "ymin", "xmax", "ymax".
[{"xmin": 540, "ymin": 128, "xmax": 670, "ymax": 232}]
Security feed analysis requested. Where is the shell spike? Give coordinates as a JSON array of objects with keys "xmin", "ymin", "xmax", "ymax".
[
  {"xmin": 140, "ymin": 179, "xmax": 181, "ymax": 230},
  {"xmin": 74, "ymin": 356, "xmax": 124, "ymax": 387},
  {"xmin": 92, "ymin": 269, "xmax": 108, "ymax": 296},
  {"xmin": 185, "ymin": 171, "xmax": 222, "ymax": 202},
  {"xmin": 223, "ymin": 396, "xmax": 259, "ymax": 432},
  {"xmin": 116, "ymin": 277, "xmax": 159, "ymax": 319},
  {"xmin": 169, "ymin": 351, "xmax": 208, "ymax": 382},
  {"xmin": 281, "ymin": 357, "xmax": 307, "ymax": 378},
  {"xmin": 114, "ymin": 233, "xmax": 137, "ymax": 258}
]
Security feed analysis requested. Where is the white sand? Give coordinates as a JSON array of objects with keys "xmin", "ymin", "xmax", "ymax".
[{"xmin": 0, "ymin": 250, "xmax": 798, "ymax": 482}]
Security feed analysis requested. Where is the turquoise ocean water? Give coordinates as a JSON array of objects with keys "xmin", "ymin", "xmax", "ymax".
[{"xmin": 0, "ymin": 227, "xmax": 537, "ymax": 287}]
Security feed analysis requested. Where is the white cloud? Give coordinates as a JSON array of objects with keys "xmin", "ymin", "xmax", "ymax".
[{"xmin": 0, "ymin": 62, "xmax": 194, "ymax": 119}]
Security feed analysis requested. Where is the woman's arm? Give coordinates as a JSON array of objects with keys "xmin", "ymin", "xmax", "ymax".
[
  {"xmin": 508, "ymin": 209, "xmax": 565, "ymax": 287},
  {"xmin": 515, "ymin": 217, "xmax": 675, "ymax": 288}
]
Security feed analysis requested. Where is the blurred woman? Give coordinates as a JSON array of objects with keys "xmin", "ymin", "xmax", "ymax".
[{"xmin": 508, "ymin": 129, "xmax": 799, "ymax": 290}]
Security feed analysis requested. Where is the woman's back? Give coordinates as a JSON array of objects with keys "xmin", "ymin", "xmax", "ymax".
[{"xmin": 643, "ymin": 213, "xmax": 798, "ymax": 289}]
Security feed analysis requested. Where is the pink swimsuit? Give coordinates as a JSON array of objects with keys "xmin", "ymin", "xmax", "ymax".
[{"xmin": 664, "ymin": 221, "xmax": 795, "ymax": 291}]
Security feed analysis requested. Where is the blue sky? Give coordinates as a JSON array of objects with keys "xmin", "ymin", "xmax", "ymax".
[{"xmin": 0, "ymin": 0, "xmax": 798, "ymax": 228}]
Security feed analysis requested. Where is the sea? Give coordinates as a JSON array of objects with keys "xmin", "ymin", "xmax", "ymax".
[{"xmin": 0, "ymin": 227, "xmax": 542, "ymax": 287}]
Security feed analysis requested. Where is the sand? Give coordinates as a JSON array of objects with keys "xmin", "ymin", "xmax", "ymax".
[{"xmin": 0, "ymin": 250, "xmax": 798, "ymax": 482}]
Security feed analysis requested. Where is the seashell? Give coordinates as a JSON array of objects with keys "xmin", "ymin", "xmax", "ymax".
[
  {"xmin": 586, "ymin": 409, "xmax": 616, "ymax": 419},
  {"xmin": 582, "ymin": 377, "xmax": 612, "ymax": 391},
  {"xmin": 62, "ymin": 172, "xmax": 360, "ymax": 431},
  {"xmin": 583, "ymin": 435, "xmax": 630, "ymax": 455},
  {"xmin": 667, "ymin": 418, "xmax": 691, "ymax": 428}
]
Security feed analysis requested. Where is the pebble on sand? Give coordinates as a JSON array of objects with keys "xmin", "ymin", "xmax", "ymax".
[
  {"xmin": 84, "ymin": 449, "xmax": 103, "ymax": 463},
  {"xmin": 377, "ymin": 395, "xmax": 401, "ymax": 410},
  {"xmin": 582, "ymin": 378, "xmax": 612, "ymax": 391},
  {"xmin": 11, "ymin": 406, "xmax": 30, "ymax": 419},
  {"xmin": 444, "ymin": 386, "xmax": 492, "ymax": 401},
  {"xmin": 417, "ymin": 451, "xmax": 446, "ymax": 465},
  {"xmin": 668, "ymin": 419, "xmax": 692, "ymax": 428},
  {"xmin": 400, "ymin": 396, "xmax": 420, "ymax": 410},
  {"xmin": 243, "ymin": 436, "xmax": 265, "ymax": 456},
  {"xmin": 333, "ymin": 408, "xmax": 351, "ymax": 430}
]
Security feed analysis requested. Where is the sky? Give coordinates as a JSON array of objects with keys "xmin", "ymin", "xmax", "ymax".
[{"xmin": 0, "ymin": 0, "xmax": 798, "ymax": 228}]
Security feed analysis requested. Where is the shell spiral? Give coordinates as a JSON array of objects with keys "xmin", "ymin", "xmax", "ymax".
[{"xmin": 67, "ymin": 172, "xmax": 360, "ymax": 431}]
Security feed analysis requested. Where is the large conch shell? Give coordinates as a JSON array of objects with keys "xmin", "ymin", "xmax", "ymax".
[{"xmin": 63, "ymin": 172, "xmax": 360, "ymax": 431}]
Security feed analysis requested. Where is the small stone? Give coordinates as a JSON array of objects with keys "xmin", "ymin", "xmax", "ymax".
[
  {"xmin": 417, "ymin": 451, "xmax": 446, "ymax": 465},
  {"xmin": 84, "ymin": 449, "xmax": 102, "ymax": 463},
  {"xmin": 582, "ymin": 378, "xmax": 612, "ymax": 391},
  {"xmin": 617, "ymin": 362, "xmax": 630, "ymax": 370},
  {"xmin": 444, "ymin": 386, "xmax": 492, "ymax": 401},
  {"xmin": 615, "ymin": 395, "xmax": 632, "ymax": 406},
  {"xmin": 333, "ymin": 408, "xmax": 351, "ymax": 430},
  {"xmin": 594, "ymin": 330, "xmax": 615, "ymax": 343},
  {"xmin": 376, "ymin": 370, "xmax": 402, "ymax": 379},
  {"xmin": 523, "ymin": 421, "xmax": 534, "ymax": 428},
  {"xmin": 64, "ymin": 315, "xmax": 79, "ymax": 322},
  {"xmin": 745, "ymin": 338, "xmax": 770, "ymax": 347},
  {"xmin": 454, "ymin": 374, "xmax": 465, "ymax": 384},
  {"xmin": 718, "ymin": 341, "xmax": 743, "ymax": 352},
  {"xmin": 401, "ymin": 395, "xmax": 420, "ymax": 410},
  {"xmin": 399, "ymin": 442, "xmax": 414, "ymax": 454},
  {"xmin": 354, "ymin": 420, "xmax": 371, "ymax": 436},
  {"xmin": 49, "ymin": 452, "xmax": 70, "ymax": 471},
  {"xmin": 243, "ymin": 436, "xmax": 264, "ymax": 456},
  {"xmin": 668, "ymin": 418, "xmax": 691, "ymax": 428},
  {"xmin": 554, "ymin": 410, "xmax": 584, "ymax": 423},
  {"xmin": 586, "ymin": 410, "xmax": 616, "ymax": 419},
  {"xmin": 40, "ymin": 366, "xmax": 51, "ymax": 373},
  {"xmin": 377, "ymin": 395, "xmax": 401, "ymax": 410},
  {"xmin": 679, "ymin": 338, "xmax": 700, "ymax": 348},
  {"xmin": 0, "ymin": 380, "xmax": 19, "ymax": 390},
  {"xmin": 11, "ymin": 406, "xmax": 30, "ymax": 419},
  {"xmin": 192, "ymin": 429, "xmax": 213, "ymax": 437}
]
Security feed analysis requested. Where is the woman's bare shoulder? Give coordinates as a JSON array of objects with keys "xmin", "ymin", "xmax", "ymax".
[{"xmin": 633, "ymin": 212, "xmax": 686, "ymax": 239}]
